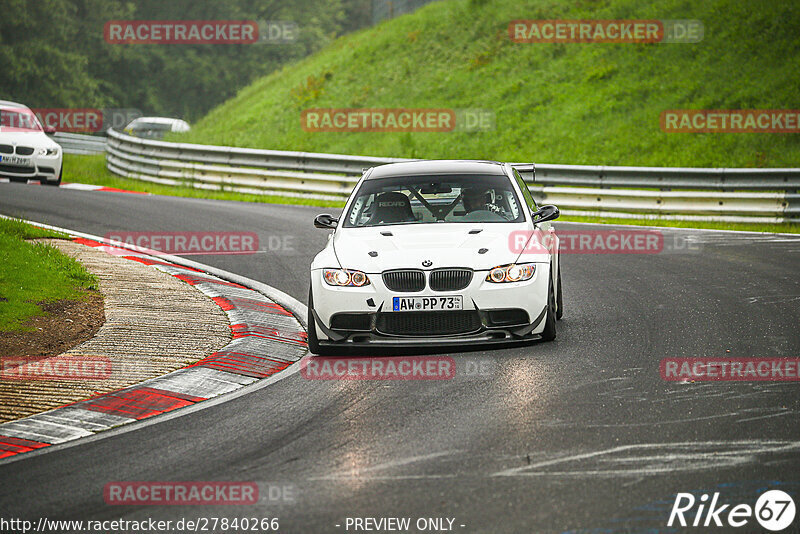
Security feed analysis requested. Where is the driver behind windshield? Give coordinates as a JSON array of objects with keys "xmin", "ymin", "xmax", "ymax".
[
  {"xmin": 344, "ymin": 174, "xmax": 525, "ymax": 227},
  {"xmin": 462, "ymin": 187, "xmax": 503, "ymax": 215},
  {"xmin": 462, "ymin": 187, "xmax": 489, "ymax": 213}
]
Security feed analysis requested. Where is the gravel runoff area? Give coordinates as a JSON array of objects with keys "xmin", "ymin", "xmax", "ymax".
[{"xmin": 0, "ymin": 239, "xmax": 231, "ymax": 423}]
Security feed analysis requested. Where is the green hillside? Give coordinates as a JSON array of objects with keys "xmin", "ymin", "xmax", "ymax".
[{"xmin": 178, "ymin": 0, "xmax": 800, "ymax": 167}]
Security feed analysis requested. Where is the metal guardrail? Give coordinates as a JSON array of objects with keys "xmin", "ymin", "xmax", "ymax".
[
  {"xmin": 51, "ymin": 132, "xmax": 107, "ymax": 155},
  {"xmin": 105, "ymin": 128, "xmax": 799, "ymax": 223}
]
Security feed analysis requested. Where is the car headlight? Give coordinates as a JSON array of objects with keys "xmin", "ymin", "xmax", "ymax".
[
  {"xmin": 323, "ymin": 268, "xmax": 371, "ymax": 287},
  {"xmin": 37, "ymin": 147, "xmax": 59, "ymax": 156},
  {"xmin": 486, "ymin": 264, "xmax": 535, "ymax": 283}
]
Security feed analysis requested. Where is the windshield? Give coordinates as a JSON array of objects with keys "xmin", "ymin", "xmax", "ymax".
[
  {"xmin": 0, "ymin": 108, "xmax": 42, "ymax": 132},
  {"xmin": 343, "ymin": 173, "xmax": 525, "ymax": 227}
]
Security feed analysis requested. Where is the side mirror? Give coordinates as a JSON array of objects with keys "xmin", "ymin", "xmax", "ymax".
[
  {"xmin": 532, "ymin": 204, "xmax": 559, "ymax": 224},
  {"xmin": 314, "ymin": 213, "xmax": 339, "ymax": 229},
  {"xmin": 43, "ymin": 125, "xmax": 56, "ymax": 134}
]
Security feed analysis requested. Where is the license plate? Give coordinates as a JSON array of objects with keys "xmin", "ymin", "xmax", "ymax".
[
  {"xmin": 0, "ymin": 155, "xmax": 32, "ymax": 167},
  {"xmin": 392, "ymin": 296, "xmax": 463, "ymax": 312}
]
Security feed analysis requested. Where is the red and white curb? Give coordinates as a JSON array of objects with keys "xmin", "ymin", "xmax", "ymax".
[
  {"xmin": 1, "ymin": 178, "xmax": 147, "ymax": 194},
  {"xmin": 0, "ymin": 228, "xmax": 307, "ymax": 461},
  {"xmin": 60, "ymin": 182, "xmax": 149, "ymax": 194}
]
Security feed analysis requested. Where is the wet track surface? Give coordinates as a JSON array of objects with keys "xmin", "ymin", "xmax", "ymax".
[{"xmin": 1, "ymin": 183, "xmax": 799, "ymax": 533}]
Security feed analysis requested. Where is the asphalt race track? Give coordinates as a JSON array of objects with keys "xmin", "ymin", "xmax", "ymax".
[{"xmin": 1, "ymin": 182, "xmax": 799, "ymax": 533}]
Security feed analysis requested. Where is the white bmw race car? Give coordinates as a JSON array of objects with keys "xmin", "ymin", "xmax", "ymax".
[
  {"xmin": 0, "ymin": 100, "xmax": 63, "ymax": 186},
  {"xmin": 308, "ymin": 160, "xmax": 562, "ymax": 354}
]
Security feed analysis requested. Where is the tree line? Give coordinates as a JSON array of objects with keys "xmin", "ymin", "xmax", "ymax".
[{"xmin": 0, "ymin": 0, "xmax": 372, "ymax": 122}]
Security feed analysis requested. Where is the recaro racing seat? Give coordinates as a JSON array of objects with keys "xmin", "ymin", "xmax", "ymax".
[{"xmin": 366, "ymin": 192, "xmax": 416, "ymax": 225}]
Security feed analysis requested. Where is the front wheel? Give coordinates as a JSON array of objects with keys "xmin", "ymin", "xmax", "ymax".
[
  {"xmin": 307, "ymin": 288, "xmax": 322, "ymax": 354},
  {"xmin": 306, "ymin": 287, "xmax": 341, "ymax": 355},
  {"xmin": 43, "ymin": 166, "xmax": 62, "ymax": 187},
  {"xmin": 555, "ymin": 262, "xmax": 563, "ymax": 320},
  {"xmin": 539, "ymin": 277, "xmax": 557, "ymax": 342}
]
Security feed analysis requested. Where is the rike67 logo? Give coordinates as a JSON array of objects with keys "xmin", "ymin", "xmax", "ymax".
[{"xmin": 669, "ymin": 489, "xmax": 796, "ymax": 531}]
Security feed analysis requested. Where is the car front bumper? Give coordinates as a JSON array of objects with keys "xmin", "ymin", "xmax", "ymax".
[
  {"xmin": 310, "ymin": 263, "xmax": 551, "ymax": 346},
  {"xmin": 0, "ymin": 156, "xmax": 62, "ymax": 181}
]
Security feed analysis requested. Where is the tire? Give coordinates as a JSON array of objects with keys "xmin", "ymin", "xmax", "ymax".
[
  {"xmin": 306, "ymin": 287, "xmax": 340, "ymax": 355},
  {"xmin": 555, "ymin": 262, "xmax": 563, "ymax": 320},
  {"xmin": 43, "ymin": 166, "xmax": 62, "ymax": 186},
  {"xmin": 307, "ymin": 287, "xmax": 322, "ymax": 355},
  {"xmin": 539, "ymin": 276, "xmax": 557, "ymax": 342}
]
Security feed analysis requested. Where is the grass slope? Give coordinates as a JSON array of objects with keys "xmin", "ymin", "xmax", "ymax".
[{"xmin": 178, "ymin": 0, "xmax": 800, "ymax": 167}]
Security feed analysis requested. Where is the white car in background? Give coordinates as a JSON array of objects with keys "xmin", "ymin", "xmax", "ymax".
[
  {"xmin": 123, "ymin": 116, "xmax": 190, "ymax": 139},
  {"xmin": 308, "ymin": 160, "xmax": 562, "ymax": 354},
  {"xmin": 0, "ymin": 100, "xmax": 63, "ymax": 186}
]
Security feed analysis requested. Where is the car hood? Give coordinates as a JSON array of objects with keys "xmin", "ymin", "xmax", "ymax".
[
  {"xmin": 0, "ymin": 130, "xmax": 59, "ymax": 149},
  {"xmin": 331, "ymin": 223, "xmax": 546, "ymax": 272}
]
